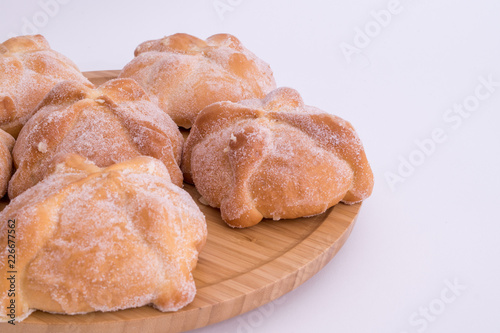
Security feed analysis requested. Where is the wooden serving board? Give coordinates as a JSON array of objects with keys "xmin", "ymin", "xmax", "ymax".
[{"xmin": 0, "ymin": 71, "xmax": 362, "ymax": 333}]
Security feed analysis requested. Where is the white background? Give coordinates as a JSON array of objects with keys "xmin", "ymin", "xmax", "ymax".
[{"xmin": 1, "ymin": 0, "xmax": 500, "ymax": 332}]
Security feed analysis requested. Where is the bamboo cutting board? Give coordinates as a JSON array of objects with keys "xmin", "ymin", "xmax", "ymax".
[{"xmin": 0, "ymin": 71, "xmax": 362, "ymax": 333}]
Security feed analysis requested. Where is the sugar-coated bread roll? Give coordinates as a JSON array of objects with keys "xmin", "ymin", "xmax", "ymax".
[
  {"xmin": 119, "ymin": 33, "xmax": 276, "ymax": 128},
  {"xmin": 182, "ymin": 88, "xmax": 374, "ymax": 228},
  {"xmin": 0, "ymin": 154, "xmax": 207, "ymax": 323},
  {"xmin": 0, "ymin": 35, "xmax": 92, "ymax": 137},
  {"xmin": 0, "ymin": 129, "xmax": 15, "ymax": 197},
  {"xmin": 8, "ymin": 78, "xmax": 184, "ymax": 199}
]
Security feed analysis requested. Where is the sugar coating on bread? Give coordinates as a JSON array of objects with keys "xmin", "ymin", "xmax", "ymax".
[
  {"xmin": 0, "ymin": 129, "xmax": 15, "ymax": 197},
  {"xmin": 119, "ymin": 33, "xmax": 276, "ymax": 128},
  {"xmin": 0, "ymin": 154, "xmax": 207, "ymax": 322},
  {"xmin": 9, "ymin": 78, "xmax": 184, "ymax": 199},
  {"xmin": 182, "ymin": 87, "xmax": 374, "ymax": 228},
  {"xmin": 0, "ymin": 35, "xmax": 93, "ymax": 137}
]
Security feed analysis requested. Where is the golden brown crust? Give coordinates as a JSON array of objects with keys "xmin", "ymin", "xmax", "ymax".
[
  {"xmin": 182, "ymin": 87, "xmax": 374, "ymax": 228},
  {"xmin": 0, "ymin": 35, "xmax": 93, "ymax": 137},
  {"xmin": 0, "ymin": 154, "xmax": 207, "ymax": 322},
  {"xmin": 0, "ymin": 129, "xmax": 15, "ymax": 197},
  {"xmin": 119, "ymin": 33, "xmax": 276, "ymax": 128},
  {"xmin": 9, "ymin": 78, "xmax": 184, "ymax": 199}
]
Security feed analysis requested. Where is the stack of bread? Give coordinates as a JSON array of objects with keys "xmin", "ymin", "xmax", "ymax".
[{"xmin": 0, "ymin": 33, "xmax": 373, "ymax": 323}]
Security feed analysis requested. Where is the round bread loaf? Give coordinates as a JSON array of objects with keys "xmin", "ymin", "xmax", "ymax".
[
  {"xmin": 182, "ymin": 87, "xmax": 374, "ymax": 228},
  {"xmin": 0, "ymin": 35, "xmax": 92, "ymax": 137},
  {"xmin": 0, "ymin": 154, "xmax": 206, "ymax": 322},
  {"xmin": 9, "ymin": 78, "xmax": 184, "ymax": 199},
  {"xmin": 119, "ymin": 33, "xmax": 276, "ymax": 128},
  {"xmin": 0, "ymin": 129, "xmax": 15, "ymax": 197}
]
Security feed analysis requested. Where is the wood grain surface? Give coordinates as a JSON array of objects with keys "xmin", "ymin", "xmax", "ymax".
[{"xmin": 0, "ymin": 70, "xmax": 362, "ymax": 333}]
